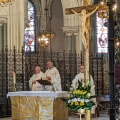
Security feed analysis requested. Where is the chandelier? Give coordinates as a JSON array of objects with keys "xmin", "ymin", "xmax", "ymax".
[
  {"xmin": 38, "ymin": 31, "xmax": 55, "ymax": 48},
  {"xmin": 98, "ymin": 2, "xmax": 109, "ymax": 18},
  {"xmin": 98, "ymin": 1, "xmax": 117, "ymax": 18},
  {"xmin": 0, "ymin": 0, "xmax": 14, "ymax": 3},
  {"xmin": 38, "ymin": 0, "xmax": 55, "ymax": 48},
  {"xmin": 0, "ymin": 0, "xmax": 15, "ymax": 7}
]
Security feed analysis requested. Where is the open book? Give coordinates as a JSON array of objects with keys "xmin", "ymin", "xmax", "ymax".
[{"xmin": 36, "ymin": 78, "xmax": 52, "ymax": 85}]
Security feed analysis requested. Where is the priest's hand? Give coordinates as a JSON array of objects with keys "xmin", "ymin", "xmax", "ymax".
[
  {"xmin": 32, "ymin": 80, "xmax": 36, "ymax": 84},
  {"xmin": 46, "ymin": 76, "xmax": 51, "ymax": 81}
]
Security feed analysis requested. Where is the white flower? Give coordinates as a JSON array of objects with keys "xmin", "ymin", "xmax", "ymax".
[
  {"xmin": 87, "ymin": 93, "xmax": 91, "ymax": 97},
  {"xmin": 72, "ymin": 98, "xmax": 78, "ymax": 102},
  {"xmin": 77, "ymin": 98, "xmax": 81, "ymax": 101},
  {"xmin": 85, "ymin": 99, "xmax": 89, "ymax": 102},
  {"xmin": 80, "ymin": 99, "xmax": 84, "ymax": 102},
  {"xmin": 68, "ymin": 100, "xmax": 71, "ymax": 103},
  {"xmin": 70, "ymin": 87, "xmax": 74, "ymax": 91}
]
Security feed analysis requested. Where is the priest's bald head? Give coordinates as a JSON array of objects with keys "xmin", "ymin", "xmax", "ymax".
[
  {"xmin": 80, "ymin": 65, "xmax": 85, "ymax": 73},
  {"xmin": 46, "ymin": 61, "xmax": 53, "ymax": 69},
  {"xmin": 35, "ymin": 66, "xmax": 41, "ymax": 74}
]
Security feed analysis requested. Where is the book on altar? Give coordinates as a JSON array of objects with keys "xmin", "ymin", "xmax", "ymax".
[{"xmin": 36, "ymin": 78, "xmax": 52, "ymax": 85}]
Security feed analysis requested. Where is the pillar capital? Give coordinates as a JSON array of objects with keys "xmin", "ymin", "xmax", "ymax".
[
  {"xmin": 62, "ymin": 26, "xmax": 79, "ymax": 36},
  {"xmin": 0, "ymin": 17, "xmax": 7, "ymax": 27}
]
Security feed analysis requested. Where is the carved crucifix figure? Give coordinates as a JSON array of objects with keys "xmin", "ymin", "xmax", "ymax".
[{"xmin": 72, "ymin": 6, "xmax": 99, "ymax": 49}]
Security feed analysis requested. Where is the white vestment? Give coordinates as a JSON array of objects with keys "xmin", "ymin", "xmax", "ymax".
[
  {"xmin": 72, "ymin": 73, "xmax": 97, "ymax": 114},
  {"xmin": 44, "ymin": 67, "xmax": 62, "ymax": 91},
  {"xmin": 29, "ymin": 71, "xmax": 44, "ymax": 91}
]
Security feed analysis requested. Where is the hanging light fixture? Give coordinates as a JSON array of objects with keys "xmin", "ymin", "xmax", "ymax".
[
  {"xmin": 0, "ymin": 0, "xmax": 14, "ymax": 3},
  {"xmin": 0, "ymin": 0, "xmax": 9, "ymax": 2},
  {"xmin": 98, "ymin": 1, "xmax": 117, "ymax": 18},
  {"xmin": 38, "ymin": 0, "xmax": 55, "ymax": 48},
  {"xmin": 0, "ymin": 0, "xmax": 15, "ymax": 7},
  {"xmin": 97, "ymin": 2, "xmax": 109, "ymax": 18}
]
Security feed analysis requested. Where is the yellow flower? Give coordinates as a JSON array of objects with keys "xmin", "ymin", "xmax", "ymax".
[
  {"xmin": 80, "ymin": 102, "xmax": 85, "ymax": 106},
  {"xmin": 70, "ymin": 102, "xmax": 74, "ymax": 106},
  {"xmin": 82, "ymin": 91, "xmax": 87, "ymax": 95},
  {"xmin": 73, "ymin": 90, "xmax": 87, "ymax": 95},
  {"xmin": 75, "ymin": 101, "xmax": 79, "ymax": 106}
]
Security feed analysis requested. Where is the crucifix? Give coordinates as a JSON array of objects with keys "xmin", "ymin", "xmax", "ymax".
[
  {"xmin": 65, "ymin": 3, "xmax": 108, "ymax": 119},
  {"xmin": 65, "ymin": 4, "xmax": 101, "ymax": 83}
]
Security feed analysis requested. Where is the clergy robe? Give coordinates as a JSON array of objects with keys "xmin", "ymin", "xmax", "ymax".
[
  {"xmin": 72, "ymin": 72, "xmax": 97, "ymax": 114},
  {"xmin": 44, "ymin": 67, "xmax": 62, "ymax": 91},
  {"xmin": 29, "ymin": 71, "xmax": 44, "ymax": 91}
]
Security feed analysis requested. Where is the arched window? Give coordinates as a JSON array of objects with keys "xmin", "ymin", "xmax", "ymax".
[
  {"xmin": 96, "ymin": 12, "xmax": 108, "ymax": 54},
  {"xmin": 25, "ymin": 1, "xmax": 36, "ymax": 52}
]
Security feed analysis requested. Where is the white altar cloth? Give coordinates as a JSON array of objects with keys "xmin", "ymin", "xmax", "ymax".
[{"xmin": 7, "ymin": 91, "xmax": 68, "ymax": 98}]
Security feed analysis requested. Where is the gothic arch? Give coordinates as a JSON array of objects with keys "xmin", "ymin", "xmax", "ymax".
[{"xmin": 29, "ymin": 0, "xmax": 41, "ymax": 15}]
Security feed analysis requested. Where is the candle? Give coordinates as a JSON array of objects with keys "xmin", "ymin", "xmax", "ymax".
[
  {"xmin": 13, "ymin": 71, "xmax": 16, "ymax": 84},
  {"xmin": 51, "ymin": 71, "xmax": 54, "ymax": 83}
]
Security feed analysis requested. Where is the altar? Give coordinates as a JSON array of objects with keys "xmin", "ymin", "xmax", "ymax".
[{"xmin": 7, "ymin": 91, "xmax": 68, "ymax": 120}]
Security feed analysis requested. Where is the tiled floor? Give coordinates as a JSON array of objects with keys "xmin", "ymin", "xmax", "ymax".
[
  {"xmin": 0, "ymin": 110, "xmax": 109, "ymax": 120},
  {"xmin": 0, "ymin": 116, "xmax": 109, "ymax": 120},
  {"xmin": 69, "ymin": 116, "xmax": 109, "ymax": 120}
]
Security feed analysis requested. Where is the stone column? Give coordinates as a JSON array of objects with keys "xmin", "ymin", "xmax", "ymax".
[
  {"xmin": 0, "ymin": 16, "xmax": 7, "ymax": 50},
  {"xmin": 1, "ymin": 23, "xmax": 7, "ymax": 49},
  {"xmin": 62, "ymin": 26, "xmax": 79, "ymax": 53},
  {"xmin": 24, "ymin": 0, "xmax": 29, "ymax": 28},
  {"xmin": 6, "ymin": 0, "xmax": 25, "ymax": 50},
  {"xmin": 0, "ymin": 24, "xmax": 2, "ymax": 50},
  {"xmin": 36, "ymin": 14, "xmax": 42, "ymax": 51}
]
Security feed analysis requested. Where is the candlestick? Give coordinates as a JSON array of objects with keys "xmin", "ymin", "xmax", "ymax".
[
  {"xmin": 13, "ymin": 84, "xmax": 16, "ymax": 92},
  {"xmin": 13, "ymin": 71, "xmax": 16, "ymax": 84},
  {"xmin": 12, "ymin": 71, "xmax": 16, "ymax": 92},
  {"xmin": 51, "ymin": 71, "xmax": 56, "ymax": 92},
  {"xmin": 51, "ymin": 71, "xmax": 54, "ymax": 83}
]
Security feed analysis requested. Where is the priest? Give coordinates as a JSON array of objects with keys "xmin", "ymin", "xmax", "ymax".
[
  {"xmin": 44, "ymin": 61, "xmax": 62, "ymax": 91},
  {"xmin": 72, "ymin": 65, "xmax": 96, "ymax": 115},
  {"xmin": 29, "ymin": 66, "xmax": 45, "ymax": 91}
]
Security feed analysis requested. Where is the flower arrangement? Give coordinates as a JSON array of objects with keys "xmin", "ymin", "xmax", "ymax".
[{"xmin": 62, "ymin": 80, "xmax": 99, "ymax": 111}]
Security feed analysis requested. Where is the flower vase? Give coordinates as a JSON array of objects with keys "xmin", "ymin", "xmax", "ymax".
[
  {"xmin": 78, "ymin": 109, "xmax": 86, "ymax": 114},
  {"xmin": 85, "ymin": 110, "xmax": 91, "ymax": 120},
  {"xmin": 76, "ymin": 109, "xmax": 86, "ymax": 120}
]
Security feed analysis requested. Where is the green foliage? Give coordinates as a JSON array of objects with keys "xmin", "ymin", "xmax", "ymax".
[{"xmin": 61, "ymin": 80, "xmax": 100, "ymax": 111}]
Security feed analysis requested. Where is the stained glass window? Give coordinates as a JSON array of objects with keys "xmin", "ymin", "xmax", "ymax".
[
  {"xmin": 96, "ymin": 12, "xmax": 108, "ymax": 53},
  {"xmin": 25, "ymin": 1, "xmax": 35, "ymax": 52}
]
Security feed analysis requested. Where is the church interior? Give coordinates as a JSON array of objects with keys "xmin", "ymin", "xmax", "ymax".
[{"xmin": 0, "ymin": 0, "xmax": 120, "ymax": 120}]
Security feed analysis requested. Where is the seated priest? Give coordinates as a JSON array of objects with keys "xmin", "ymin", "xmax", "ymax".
[
  {"xmin": 72, "ymin": 65, "xmax": 97, "ymax": 115},
  {"xmin": 29, "ymin": 66, "xmax": 45, "ymax": 91},
  {"xmin": 43, "ymin": 61, "xmax": 62, "ymax": 91}
]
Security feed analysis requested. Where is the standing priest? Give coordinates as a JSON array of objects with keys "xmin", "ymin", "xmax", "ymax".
[
  {"xmin": 29, "ymin": 66, "xmax": 45, "ymax": 91},
  {"xmin": 44, "ymin": 61, "xmax": 62, "ymax": 91},
  {"xmin": 72, "ymin": 65, "xmax": 96, "ymax": 115}
]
